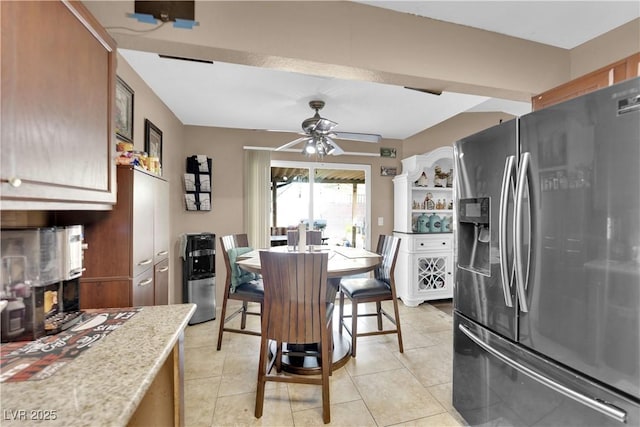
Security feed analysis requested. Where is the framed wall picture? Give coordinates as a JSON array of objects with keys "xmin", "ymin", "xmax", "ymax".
[
  {"xmin": 115, "ymin": 76, "xmax": 134, "ymax": 143},
  {"xmin": 381, "ymin": 166, "xmax": 397, "ymax": 176},
  {"xmin": 144, "ymin": 119, "xmax": 163, "ymax": 175},
  {"xmin": 380, "ymin": 147, "xmax": 397, "ymax": 158}
]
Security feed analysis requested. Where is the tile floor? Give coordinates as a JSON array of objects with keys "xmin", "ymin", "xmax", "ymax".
[{"xmin": 184, "ymin": 298, "xmax": 466, "ymax": 426}]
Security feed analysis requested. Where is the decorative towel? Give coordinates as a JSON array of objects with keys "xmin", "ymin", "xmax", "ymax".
[{"xmin": 227, "ymin": 247, "xmax": 258, "ymax": 292}]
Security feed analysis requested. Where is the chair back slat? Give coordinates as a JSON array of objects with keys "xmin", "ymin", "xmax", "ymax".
[
  {"xmin": 259, "ymin": 251, "xmax": 329, "ymax": 344},
  {"xmin": 286, "ymin": 230, "xmax": 323, "ymax": 246},
  {"xmin": 374, "ymin": 235, "xmax": 401, "ymax": 285},
  {"xmin": 220, "ymin": 234, "xmax": 250, "ymax": 283},
  {"xmin": 307, "ymin": 230, "xmax": 322, "ymax": 245}
]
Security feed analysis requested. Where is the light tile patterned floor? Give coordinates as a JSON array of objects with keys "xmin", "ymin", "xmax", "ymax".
[{"xmin": 183, "ymin": 299, "xmax": 466, "ymax": 426}]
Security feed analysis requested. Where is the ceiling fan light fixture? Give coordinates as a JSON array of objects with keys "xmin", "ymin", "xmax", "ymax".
[
  {"xmin": 317, "ymin": 138, "xmax": 330, "ymax": 156},
  {"xmin": 325, "ymin": 142, "xmax": 336, "ymax": 155},
  {"xmin": 303, "ymin": 140, "xmax": 316, "ymax": 155},
  {"xmin": 276, "ymin": 99, "xmax": 380, "ymax": 155}
]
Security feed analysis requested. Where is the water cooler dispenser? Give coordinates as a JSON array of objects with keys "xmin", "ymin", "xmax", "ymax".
[{"xmin": 182, "ymin": 233, "xmax": 216, "ymax": 325}]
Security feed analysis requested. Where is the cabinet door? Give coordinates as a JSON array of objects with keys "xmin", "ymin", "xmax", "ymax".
[
  {"xmin": 626, "ymin": 53, "xmax": 640, "ymax": 79},
  {"xmin": 154, "ymin": 179, "xmax": 170, "ymax": 264},
  {"xmin": 154, "ymin": 259, "xmax": 169, "ymax": 305},
  {"xmin": 532, "ymin": 56, "xmax": 631, "ymax": 111},
  {"xmin": 80, "ymin": 279, "xmax": 131, "ymax": 309},
  {"xmin": 416, "ymin": 253, "xmax": 449, "ymax": 291},
  {"xmin": 132, "ymin": 170, "xmax": 155, "ymax": 277},
  {"xmin": 132, "ymin": 268, "xmax": 155, "ymax": 307},
  {"xmin": 0, "ymin": 1, "xmax": 116, "ymax": 209},
  {"xmin": 413, "ymin": 251, "xmax": 454, "ymax": 300},
  {"xmin": 81, "ymin": 169, "xmax": 134, "ymax": 279}
]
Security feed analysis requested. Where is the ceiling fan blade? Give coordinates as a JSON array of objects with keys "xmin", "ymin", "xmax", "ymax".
[
  {"xmin": 312, "ymin": 117, "xmax": 337, "ymax": 134},
  {"xmin": 332, "ymin": 132, "xmax": 382, "ymax": 143},
  {"xmin": 275, "ymin": 136, "xmax": 310, "ymax": 151},
  {"xmin": 330, "ymin": 141, "xmax": 344, "ymax": 155}
]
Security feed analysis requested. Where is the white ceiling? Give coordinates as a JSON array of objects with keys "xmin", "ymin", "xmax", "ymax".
[
  {"xmin": 119, "ymin": 1, "xmax": 639, "ymax": 142},
  {"xmin": 357, "ymin": 1, "xmax": 640, "ymax": 50}
]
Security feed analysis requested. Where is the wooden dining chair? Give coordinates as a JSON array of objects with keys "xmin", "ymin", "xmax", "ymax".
[
  {"xmin": 307, "ymin": 230, "xmax": 322, "ymax": 245},
  {"xmin": 338, "ymin": 234, "xmax": 403, "ymax": 357},
  {"xmin": 216, "ymin": 234, "xmax": 264, "ymax": 350},
  {"xmin": 255, "ymin": 251, "xmax": 332, "ymax": 424},
  {"xmin": 286, "ymin": 229, "xmax": 323, "ymax": 246}
]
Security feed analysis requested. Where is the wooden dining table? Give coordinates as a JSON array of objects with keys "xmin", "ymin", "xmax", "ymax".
[{"xmin": 236, "ymin": 245, "xmax": 381, "ymax": 373}]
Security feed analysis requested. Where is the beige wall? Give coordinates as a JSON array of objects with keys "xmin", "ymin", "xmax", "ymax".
[
  {"xmin": 570, "ymin": 18, "xmax": 640, "ymax": 79},
  {"xmin": 402, "ymin": 112, "xmax": 517, "ymax": 159},
  {"xmin": 85, "ymin": 1, "xmax": 566, "ymax": 101},
  {"xmin": 117, "ymin": 52, "xmax": 403, "ymax": 305},
  {"xmin": 99, "ymin": 4, "xmax": 639, "ymax": 305},
  {"xmin": 115, "ymin": 56, "xmax": 185, "ymax": 303},
  {"xmin": 174, "ymin": 125, "xmax": 402, "ymax": 304}
]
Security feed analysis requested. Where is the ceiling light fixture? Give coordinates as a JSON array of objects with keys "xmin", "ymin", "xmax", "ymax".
[
  {"xmin": 303, "ymin": 140, "xmax": 317, "ymax": 155},
  {"xmin": 300, "ymin": 136, "xmax": 337, "ymax": 158}
]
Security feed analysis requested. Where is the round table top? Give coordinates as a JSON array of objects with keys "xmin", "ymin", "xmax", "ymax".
[{"xmin": 236, "ymin": 245, "xmax": 381, "ymax": 278}]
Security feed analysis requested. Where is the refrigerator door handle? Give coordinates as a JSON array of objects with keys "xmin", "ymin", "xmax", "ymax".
[
  {"xmin": 514, "ymin": 152, "xmax": 531, "ymax": 312},
  {"xmin": 499, "ymin": 155, "xmax": 516, "ymax": 307},
  {"xmin": 453, "ymin": 144, "xmax": 465, "ymax": 198},
  {"xmin": 458, "ymin": 324, "xmax": 628, "ymax": 424}
]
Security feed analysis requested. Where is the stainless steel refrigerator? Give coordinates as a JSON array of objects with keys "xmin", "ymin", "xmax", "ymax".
[{"xmin": 452, "ymin": 77, "xmax": 639, "ymax": 426}]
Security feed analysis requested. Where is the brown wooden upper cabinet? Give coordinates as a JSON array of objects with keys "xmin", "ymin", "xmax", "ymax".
[
  {"xmin": 532, "ymin": 53, "xmax": 640, "ymax": 110},
  {"xmin": 1, "ymin": 1, "xmax": 117, "ymax": 210}
]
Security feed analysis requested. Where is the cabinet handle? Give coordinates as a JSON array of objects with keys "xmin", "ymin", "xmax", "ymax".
[
  {"xmin": 157, "ymin": 250, "xmax": 169, "ymax": 256},
  {"xmin": 138, "ymin": 258, "xmax": 153, "ymax": 266},
  {"xmin": 158, "ymin": 266, "xmax": 169, "ymax": 273},
  {"xmin": 138, "ymin": 278, "xmax": 153, "ymax": 287},
  {"xmin": 8, "ymin": 177, "xmax": 22, "ymax": 188}
]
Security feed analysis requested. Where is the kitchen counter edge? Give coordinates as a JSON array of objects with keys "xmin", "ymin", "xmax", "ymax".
[{"xmin": 0, "ymin": 303, "xmax": 196, "ymax": 427}]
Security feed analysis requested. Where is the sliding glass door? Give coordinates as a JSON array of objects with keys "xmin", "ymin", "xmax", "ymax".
[{"xmin": 270, "ymin": 161, "xmax": 371, "ymax": 249}]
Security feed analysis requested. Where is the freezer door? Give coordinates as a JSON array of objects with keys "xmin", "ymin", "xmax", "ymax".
[
  {"xmin": 453, "ymin": 312, "xmax": 639, "ymax": 427},
  {"xmin": 518, "ymin": 77, "xmax": 640, "ymax": 398},
  {"xmin": 454, "ymin": 119, "xmax": 518, "ymax": 339}
]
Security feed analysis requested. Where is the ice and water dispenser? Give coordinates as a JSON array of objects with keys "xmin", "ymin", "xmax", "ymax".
[
  {"xmin": 458, "ymin": 198, "xmax": 491, "ymax": 276},
  {"xmin": 182, "ymin": 233, "xmax": 216, "ymax": 325}
]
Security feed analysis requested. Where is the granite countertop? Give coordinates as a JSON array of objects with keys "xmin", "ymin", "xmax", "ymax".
[{"xmin": 1, "ymin": 303, "xmax": 196, "ymax": 426}]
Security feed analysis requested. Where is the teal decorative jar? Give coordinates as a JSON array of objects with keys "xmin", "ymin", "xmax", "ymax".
[{"xmin": 428, "ymin": 213, "xmax": 442, "ymax": 233}]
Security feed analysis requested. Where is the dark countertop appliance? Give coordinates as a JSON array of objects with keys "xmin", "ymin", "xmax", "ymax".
[{"xmin": 1, "ymin": 226, "xmax": 85, "ymax": 342}]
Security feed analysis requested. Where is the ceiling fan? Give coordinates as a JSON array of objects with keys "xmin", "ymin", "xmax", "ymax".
[{"xmin": 275, "ymin": 100, "xmax": 382, "ymax": 156}]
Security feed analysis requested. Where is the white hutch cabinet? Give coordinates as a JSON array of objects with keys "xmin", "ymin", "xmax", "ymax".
[{"xmin": 393, "ymin": 147, "xmax": 454, "ymax": 306}]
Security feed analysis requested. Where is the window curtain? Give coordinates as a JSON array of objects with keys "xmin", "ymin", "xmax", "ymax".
[{"xmin": 244, "ymin": 149, "xmax": 271, "ymax": 249}]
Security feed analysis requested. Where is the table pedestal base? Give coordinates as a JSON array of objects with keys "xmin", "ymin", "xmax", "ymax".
[{"xmin": 269, "ymin": 329, "xmax": 351, "ymax": 375}]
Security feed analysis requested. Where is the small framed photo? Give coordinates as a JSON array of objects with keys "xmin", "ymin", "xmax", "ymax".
[
  {"xmin": 115, "ymin": 76, "xmax": 134, "ymax": 143},
  {"xmin": 380, "ymin": 147, "xmax": 397, "ymax": 158},
  {"xmin": 144, "ymin": 119, "xmax": 163, "ymax": 173},
  {"xmin": 380, "ymin": 166, "xmax": 397, "ymax": 176}
]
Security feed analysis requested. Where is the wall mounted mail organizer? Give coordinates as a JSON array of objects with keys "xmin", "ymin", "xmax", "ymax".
[{"xmin": 184, "ymin": 155, "xmax": 212, "ymax": 211}]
